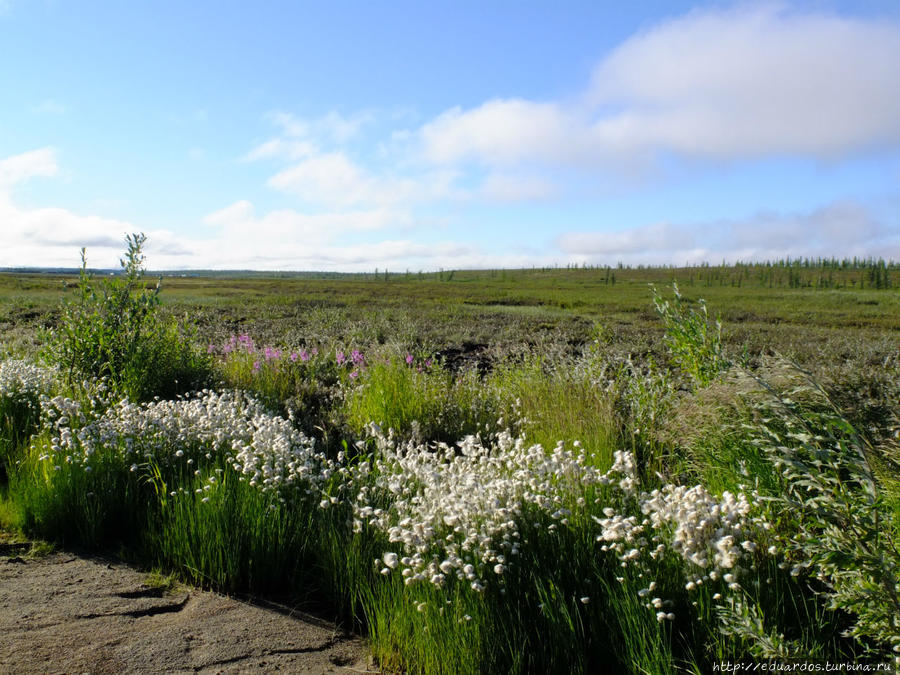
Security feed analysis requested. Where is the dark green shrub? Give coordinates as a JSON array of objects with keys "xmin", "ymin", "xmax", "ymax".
[{"xmin": 44, "ymin": 233, "xmax": 212, "ymax": 401}]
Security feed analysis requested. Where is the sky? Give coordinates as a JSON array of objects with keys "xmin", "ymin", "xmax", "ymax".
[{"xmin": 1, "ymin": 0, "xmax": 899, "ymax": 271}]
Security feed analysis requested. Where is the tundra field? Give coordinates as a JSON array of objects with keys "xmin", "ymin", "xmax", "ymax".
[{"xmin": 0, "ymin": 244, "xmax": 898, "ymax": 673}]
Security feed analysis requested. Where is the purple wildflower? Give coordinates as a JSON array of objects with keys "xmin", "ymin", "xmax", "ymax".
[
  {"xmin": 238, "ymin": 334, "xmax": 255, "ymax": 353},
  {"xmin": 349, "ymin": 370, "xmax": 359, "ymax": 379},
  {"xmin": 290, "ymin": 352, "xmax": 299, "ymax": 362},
  {"xmin": 405, "ymin": 353, "xmax": 414, "ymax": 365},
  {"xmin": 336, "ymin": 351, "xmax": 346, "ymax": 366},
  {"xmin": 252, "ymin": 360, "xmax": 260, "ymax": 373},
  {"xmin": 300, "ymin": 348, "xmax": 310, "ymax": 362},
  {"xmin": 351, "ymin": 349, "xmax": 365, "ymax": 365}
]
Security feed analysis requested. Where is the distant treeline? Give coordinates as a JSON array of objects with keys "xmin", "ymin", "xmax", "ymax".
[
  {"xmin": 2, "ymin": 256, "xmax": 896, "ymax": 289},
  {"xmin": 558, "ymin": 257, "xmax": 898, "ymax": 290},
  {"xmin": 381, "ymin": 258, "xmax": 898, "ymax": 290}
]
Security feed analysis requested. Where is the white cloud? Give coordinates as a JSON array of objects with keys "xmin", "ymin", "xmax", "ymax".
[
  {"xmin": 0, "ymin": 196, "xmax": 173, "ymax": 269},
  {"xmin": 0, "ymin": 148, "xmax": 488, "ymax": 272},
  {"xmin": 588, "ymin": 4, "xmax": 900, "ymax": 159},
  {"xmin": 248, "ymin": 110, "xmax": 461, "ymax": 208},
  {"xmin": 266, "ymin": 152, "xmax": 407, "ymax": 208},
  {"xmin": 198, "ymin": 200, "xmax": 505, "ymax": 271},
  {"xmin": 419, "ymin": 6, "xmax": 900, "ymax": 169},
  {"xmin": 243, "ymin": 138, "xmax": 317, "ymax": 162},
  {"xmin": 264, "ymin": 110, "xmax": 372, "ymax": 146},
  {"xmin": 481, "ymin": 172, "xmax": 557, "ymax": 202},
  {"xmin": 421, "ymin": 100, "xmax": 579, "ymax": 166},
  {"xmin": 0, "ymin": 148, "xmax": 58, "ymax": 188},
  {"xmin": 265, "ymin": 150, "xmax": 462, "ymax": 209},
  {"xmin": 0, "ymin": 149, "xmax": 195, "ymax": 268},
  {"xmin": 556, "ymin": 201, "xmax": 897, "ymax": 265},
  {"xmin": 557, "ymin": 222, "xmax": 691, "ymax": 258},
  {"xmin": 204, "ymin": 199, "xmax": 401, "ymax": 242}
]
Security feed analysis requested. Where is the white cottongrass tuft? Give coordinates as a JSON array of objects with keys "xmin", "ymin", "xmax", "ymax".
[{"xmin": 352, "ymin": 425, "xmax": 602, "ymax": 591}]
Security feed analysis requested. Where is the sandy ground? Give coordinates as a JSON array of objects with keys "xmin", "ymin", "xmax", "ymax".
[{"xmin": 0, "ymin": 543, "xmax": 374, "ymax": 674}]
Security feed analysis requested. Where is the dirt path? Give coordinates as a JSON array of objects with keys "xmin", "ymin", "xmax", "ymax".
[{"xmin": 0, "ymin": 544, "xmax": 374, "ymax": 674}]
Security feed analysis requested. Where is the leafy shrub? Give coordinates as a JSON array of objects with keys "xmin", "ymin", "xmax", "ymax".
[
  {"xmin": 653, "ymin": 283, "xmax": 728, "ymax": 387},
  {"xmin": 44, "ymin": 233, "xmax": 212, "ymax": 401},
  {"xmin": 746, "ymin": 367, "xmax": 900, "ymax": 660}
]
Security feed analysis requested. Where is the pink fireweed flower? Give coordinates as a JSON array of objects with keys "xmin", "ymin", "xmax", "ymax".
[
  {"xmin": 351, "ymin": 349, "xmax": 365, "ymax": 366},
  {"xmin": 311, "ymin": 347, "xmax": 319, "ymax": 356},
  {"xmin": 336, "ymin": 351, "xmax": 346, "ymax": 366},
  {"xmin": 252, "ymin": 361, "xmax": 260, "ymax": 373},
  {"xmin": 425, "ymin": 359, "xmax": 433, "ymax": 368},
  {"xmin": 289, "ymin": 352, "xmax": 299, "ymax": 362},
  {"xmin": 264, "ymin": 346, "xmax": 281, "ymax": 362},
  {"xmin": 207, "ymin": 344, "xmax": 215, "ymax": 354},
  {"xmin": 238, "ymin": 334, "xmax": 254, "ymax": 353},
  {"xmin": 349, "ymin": 370, "xmax": 359, "ymax": 379},
  {"xmin": 405, "ymin": 353, "xmax": 414, "ymax": 365},
  {"xmin": 300, "ymin": 348, "xmax": 310, "ymax": 361}
]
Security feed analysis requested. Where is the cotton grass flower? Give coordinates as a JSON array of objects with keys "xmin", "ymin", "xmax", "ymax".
[
  {"xmin": 34, "ymin": 389, "xmax": 332, "ymax": 496},
  {"xmin": 353, "ymin": 425, "xmax": 602, "ymax": 592}
]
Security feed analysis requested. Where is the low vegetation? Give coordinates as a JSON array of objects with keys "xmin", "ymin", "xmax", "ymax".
[{"xmin": 1, "ymin": 235, "xmax": 897, "ymax": 672}]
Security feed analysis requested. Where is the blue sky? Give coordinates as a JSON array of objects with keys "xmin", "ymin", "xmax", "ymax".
[{"xmin": 1, "ymin": 1, "xmax": 899, "ymax": 270}]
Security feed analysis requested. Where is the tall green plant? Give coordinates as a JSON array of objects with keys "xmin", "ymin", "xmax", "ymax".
[
  {"xmin": 652, "ymin": 283, "xmax": 728, "ymax": 387},
  {"xmin": 45, "ymin": 233, "xmax": 211, "ymax": 401}
]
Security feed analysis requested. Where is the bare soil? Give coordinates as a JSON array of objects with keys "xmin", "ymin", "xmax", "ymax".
[{"xmin": 0, "ymin": 544, "xmax": 374, "ymax": 674}]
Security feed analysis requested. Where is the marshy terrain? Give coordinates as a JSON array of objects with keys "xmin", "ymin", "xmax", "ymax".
[{"xmin": 1, "ymin": 238, "xmax": 898, "ymax": 673}]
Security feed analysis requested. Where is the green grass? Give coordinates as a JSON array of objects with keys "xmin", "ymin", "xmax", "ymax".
[
  {"xmin": 12, "ymin": 440, "xmax": 151, "ymax": 548},
  {"xmin": 0, "ymin": 392, "xmax": 42, "ymax": 479},
  {"xmin": 344, "ymin": 355, "xmax": 501, "ymax": 444},
  {"xmin": 490, "ymin": 356, "xmax": 617, "ymax": 468},
  {"xmin": 148, "ymin": 465, "xmax": 318, "ymax": 594}
]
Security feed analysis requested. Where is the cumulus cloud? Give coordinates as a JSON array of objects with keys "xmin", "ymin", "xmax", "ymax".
[
  {"xmin": 203, "ymin": 199, "xmax": 402, "ymax": 242},
  {"xmin": 556, "ymin": 201, "xmax": 898, "ymax": 266},
  {"xmin": 246, "ymin": 109, "xmax": 465, "ymax": 208},
  {"xmin": 199, "ymin": 200, "xmax": 496, "ymax": 270},
  {"xmin": 0, "ymin": 148, "xmax": 493, "ymax": 272},
  {"xmin": 421, "ymin": 100, "xmax": 579, "ymax": 166},
  {"xmin": 0, "ymin": 201, "xmax": 164, "ymax": 269},
  {"xmin": 266, "ymin": 152, "xmax": 414, "ymax": 208},
  {"xmin": 420, "ymin": 5, "xmax": 900, "ymax": 169},
  {"xmin": 0, "ymin": 148, "xmax": 58, "ymax": 187},
  {"xmin": 0, "ymin": 157, "xmax": 190, "ymax": 268},
  {"xmin": 588, "ymin": 4, "xmax": 900, "ymax": 159}
]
